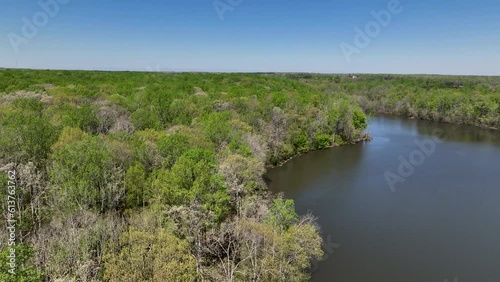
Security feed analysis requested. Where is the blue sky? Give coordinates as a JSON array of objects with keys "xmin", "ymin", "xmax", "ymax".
[{"xmin": 1, "ymin": 0, "xmax": 499, "ymax": 75}]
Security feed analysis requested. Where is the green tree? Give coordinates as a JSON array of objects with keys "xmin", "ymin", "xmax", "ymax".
[
  {"xmin": 131, "ymin": 108, "xmax": 161, "ymax": 130},
  {"xmin": 49, "ymin": 136, "xmax": 124, "ymax": 212},
  {"xmin": 157, "ymin": 133, "xmax": 191, "ymax": 168},
  {"xmin": 293, "ymin": 130, "xmax": 310, "ymax": 153},
  {"xmin": 59, "ymin": 104, "xmax": 100, "ymax": 134},
  {"xmin": 152, "ymin": 149, "xmax": 231, "ymax": 221},
  {"xmin": 51, "ymin": 127, "xmax": 89, "ymax": 151},
  {"xmin": 200, "ymin": 111, "xmax": 232, "ymax": 145},
  {"xmin": 0, "ymin": 244, "xmax": 43, "ymax": 282},
  {"xmin": 103, "ymin": 228, "xmax": 197, "ymax": 282},
  {"xmin": 124, "ymin": 162, "xmax": 147, "ymax": 208},
  {"xmin": 0, "ymin": 109, "xmax": 57, "ymax": 166},
  {"xmin": 353, "ymin": 109, "xmax": 368, "ymax": 129},
  {"xmin": 313, "ymin": 133, "xmax": 332, "ymax": 150},
  {"xmin": 265, "ymin": 197, "xmax": 299, "ymax": 232},
  {"xmin": 236, "ymin": 215, "xmax": 323, "ymax": 282},
  {"xmin": 11, "ymin": 98, "xmax": 43, "ymax": 114}
]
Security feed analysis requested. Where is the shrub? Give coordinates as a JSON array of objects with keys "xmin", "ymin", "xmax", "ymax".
[{"xmin": 313, "ymin": 133, "xmax": 332, "ymax": 149}]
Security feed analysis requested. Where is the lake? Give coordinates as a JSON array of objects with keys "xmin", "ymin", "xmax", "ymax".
[{"xmin": 266, "ymin": 116, "xmax": 500, "ymax": 282}]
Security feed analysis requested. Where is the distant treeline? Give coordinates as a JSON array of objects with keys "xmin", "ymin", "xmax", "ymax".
[
  {"xmin": 0, "ymin": 69, "xmax": 368, "ymax": 281},
  {"xmin": 292, "ymin": 73, "xmax": 500, "ymax": 129}
]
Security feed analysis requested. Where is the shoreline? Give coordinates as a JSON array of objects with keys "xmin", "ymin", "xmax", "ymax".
[
  {"xmin": 266, "ymin": 133, "xmax": 373, "ymax": 169},
  {"xmin": 365, "ymin": 111, "xmax": 499, "ymax": 131},
  {"xmin": 266, "ymin": 110, "xmax": 499, "ymax": 171}
]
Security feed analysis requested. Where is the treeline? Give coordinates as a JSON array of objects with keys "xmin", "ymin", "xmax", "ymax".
[
  {"xmin": 292, "ymin": 74, "xmax": 500, "ymax": 129},
  {"xmin": 0, "ymin": 69, "xmax": 367, "ymax": 281}
]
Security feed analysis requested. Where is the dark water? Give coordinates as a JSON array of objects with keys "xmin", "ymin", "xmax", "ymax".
[{"xmin": 266, "ymin": 116, "xmax": 500, "ymax": 282}]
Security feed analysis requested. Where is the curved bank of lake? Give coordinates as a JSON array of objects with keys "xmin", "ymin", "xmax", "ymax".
[{"xmin": 267, "ymin": 116, "xmax": 500, "ymax": 282}]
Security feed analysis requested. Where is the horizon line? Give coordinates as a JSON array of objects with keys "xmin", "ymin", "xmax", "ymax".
[{"xmin": 1, "ymin": 67, "xmax": 499, "ymax": 77}]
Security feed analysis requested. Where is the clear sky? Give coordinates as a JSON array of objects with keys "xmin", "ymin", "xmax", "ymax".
[{"xmin": 1, "ymin": 0, "xmax": 499, "ymax": 75}]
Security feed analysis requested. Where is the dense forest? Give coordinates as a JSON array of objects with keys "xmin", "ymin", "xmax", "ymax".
[
  {"xmin": 0, "ymin": 69, "xmax": 368, "ymax": 281},
  {"xmin": 291, "ymin": 73, "xmax": 500, "ymax": 129},
  {"xmin": 1, "ymin": 69, "xmax": 498, "ymax": 281}
]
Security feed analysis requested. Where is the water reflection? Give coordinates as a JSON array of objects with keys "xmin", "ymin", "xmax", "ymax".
[
  {"xmin": 266, "ymin": 116, "xmax": 500, "ymax": 282},
  {"xmin": 268, "ymin": 142, "xmax": 367, "ymax": 197}
]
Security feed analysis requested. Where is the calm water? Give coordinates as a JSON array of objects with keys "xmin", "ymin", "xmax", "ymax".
[{"xmin": 267, "ymin": 116, "xmax": 500, "ymax": 282}]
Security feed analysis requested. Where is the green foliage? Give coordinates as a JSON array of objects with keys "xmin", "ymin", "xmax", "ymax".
[
  {"xmin": 0, "ymin": 244, "xmax": 43, "ymax": 282},
  {"xmin": 271, "ymin": 91, "xmax": 288, "ymax": 108},
  {"xmin": 124, "ymin": 162, "xmax": 148, "ymax": 208},
  {"xmin": 61, "ymin": 84, "xmax": 101, "ymax": 98},
  {"xmin": 8, "ymin": 70, "xmax": 497, "ymax": 281},
  {"xmin": 265, "ymin": 198, "xmax": 299, "ymax": 231},
  {"xmin": 296, "ymin": 73, "xmax": 500, "ymax": 128},
  {"xmin": 227, "ymin": 135, "xmax": 253, "ymax": 158},
  {"xmin": 11, "ymin": 98, "xmax": 43, "ymax": 113},
  {"xmin": 313, "ymin": 133, "xmax": 332, "ymax": 149},
  {"xmin": 0, "ymin": 105, "xmax": 58, "ymax": 165},
  {"xmin": 200, "ymin": 111, "xmax": 232, "ymax": 145},
  {"xmin": 237, "ymin": 216, "xmax": 323, "ymax": 282},
  {"xmin": 0, "ymin": 69, "xmax": 382, "ymax": 280},
  {"xmin": 157, "ymin": 133, "xmax": 191, "ymax": 168},
  {"xmin": 336, "ymin": 100, "xmax": 355, "ymax": 141},
  {"xmin": 58, "ymin": 104, "xmax": 100, "ymax": 134},
  {"xmin": 169, "ymin": 98, "xmax": 197, "ymax": 125},
  {"xmin": 220, "ymin": 154, "xmax": 265, "ymax": 196},
  {"xmin": 353, "ymin": 109, "xmax": 368, "ymax": 129},
  {"xmin": 131, "ymin": 108, "xmax": 161, "ymax": 130},
  {"xmin": 103, "ymin": 228, "xmax": 197, "ymax": 282},
  {"xmin": 49, "ymin": 135, "xmax": 121, "ymax": 212},
  {"xmin": 107, "ymin": 94, "xmax": 131, "ymax": 110},
  {"xmin": 293, "ymin": 130, "xmax": 310, "ymax": 153},
  {"xmin": 51, "ymin": 127, "xmax": 89, "ymax": 151},
  {"xmin": 128, "ymin": 129, "xmax": 165, "ymax": 172},
  {"xmin": 152, "ymin": 149, "xmax": 231, "ymax": 220}
]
